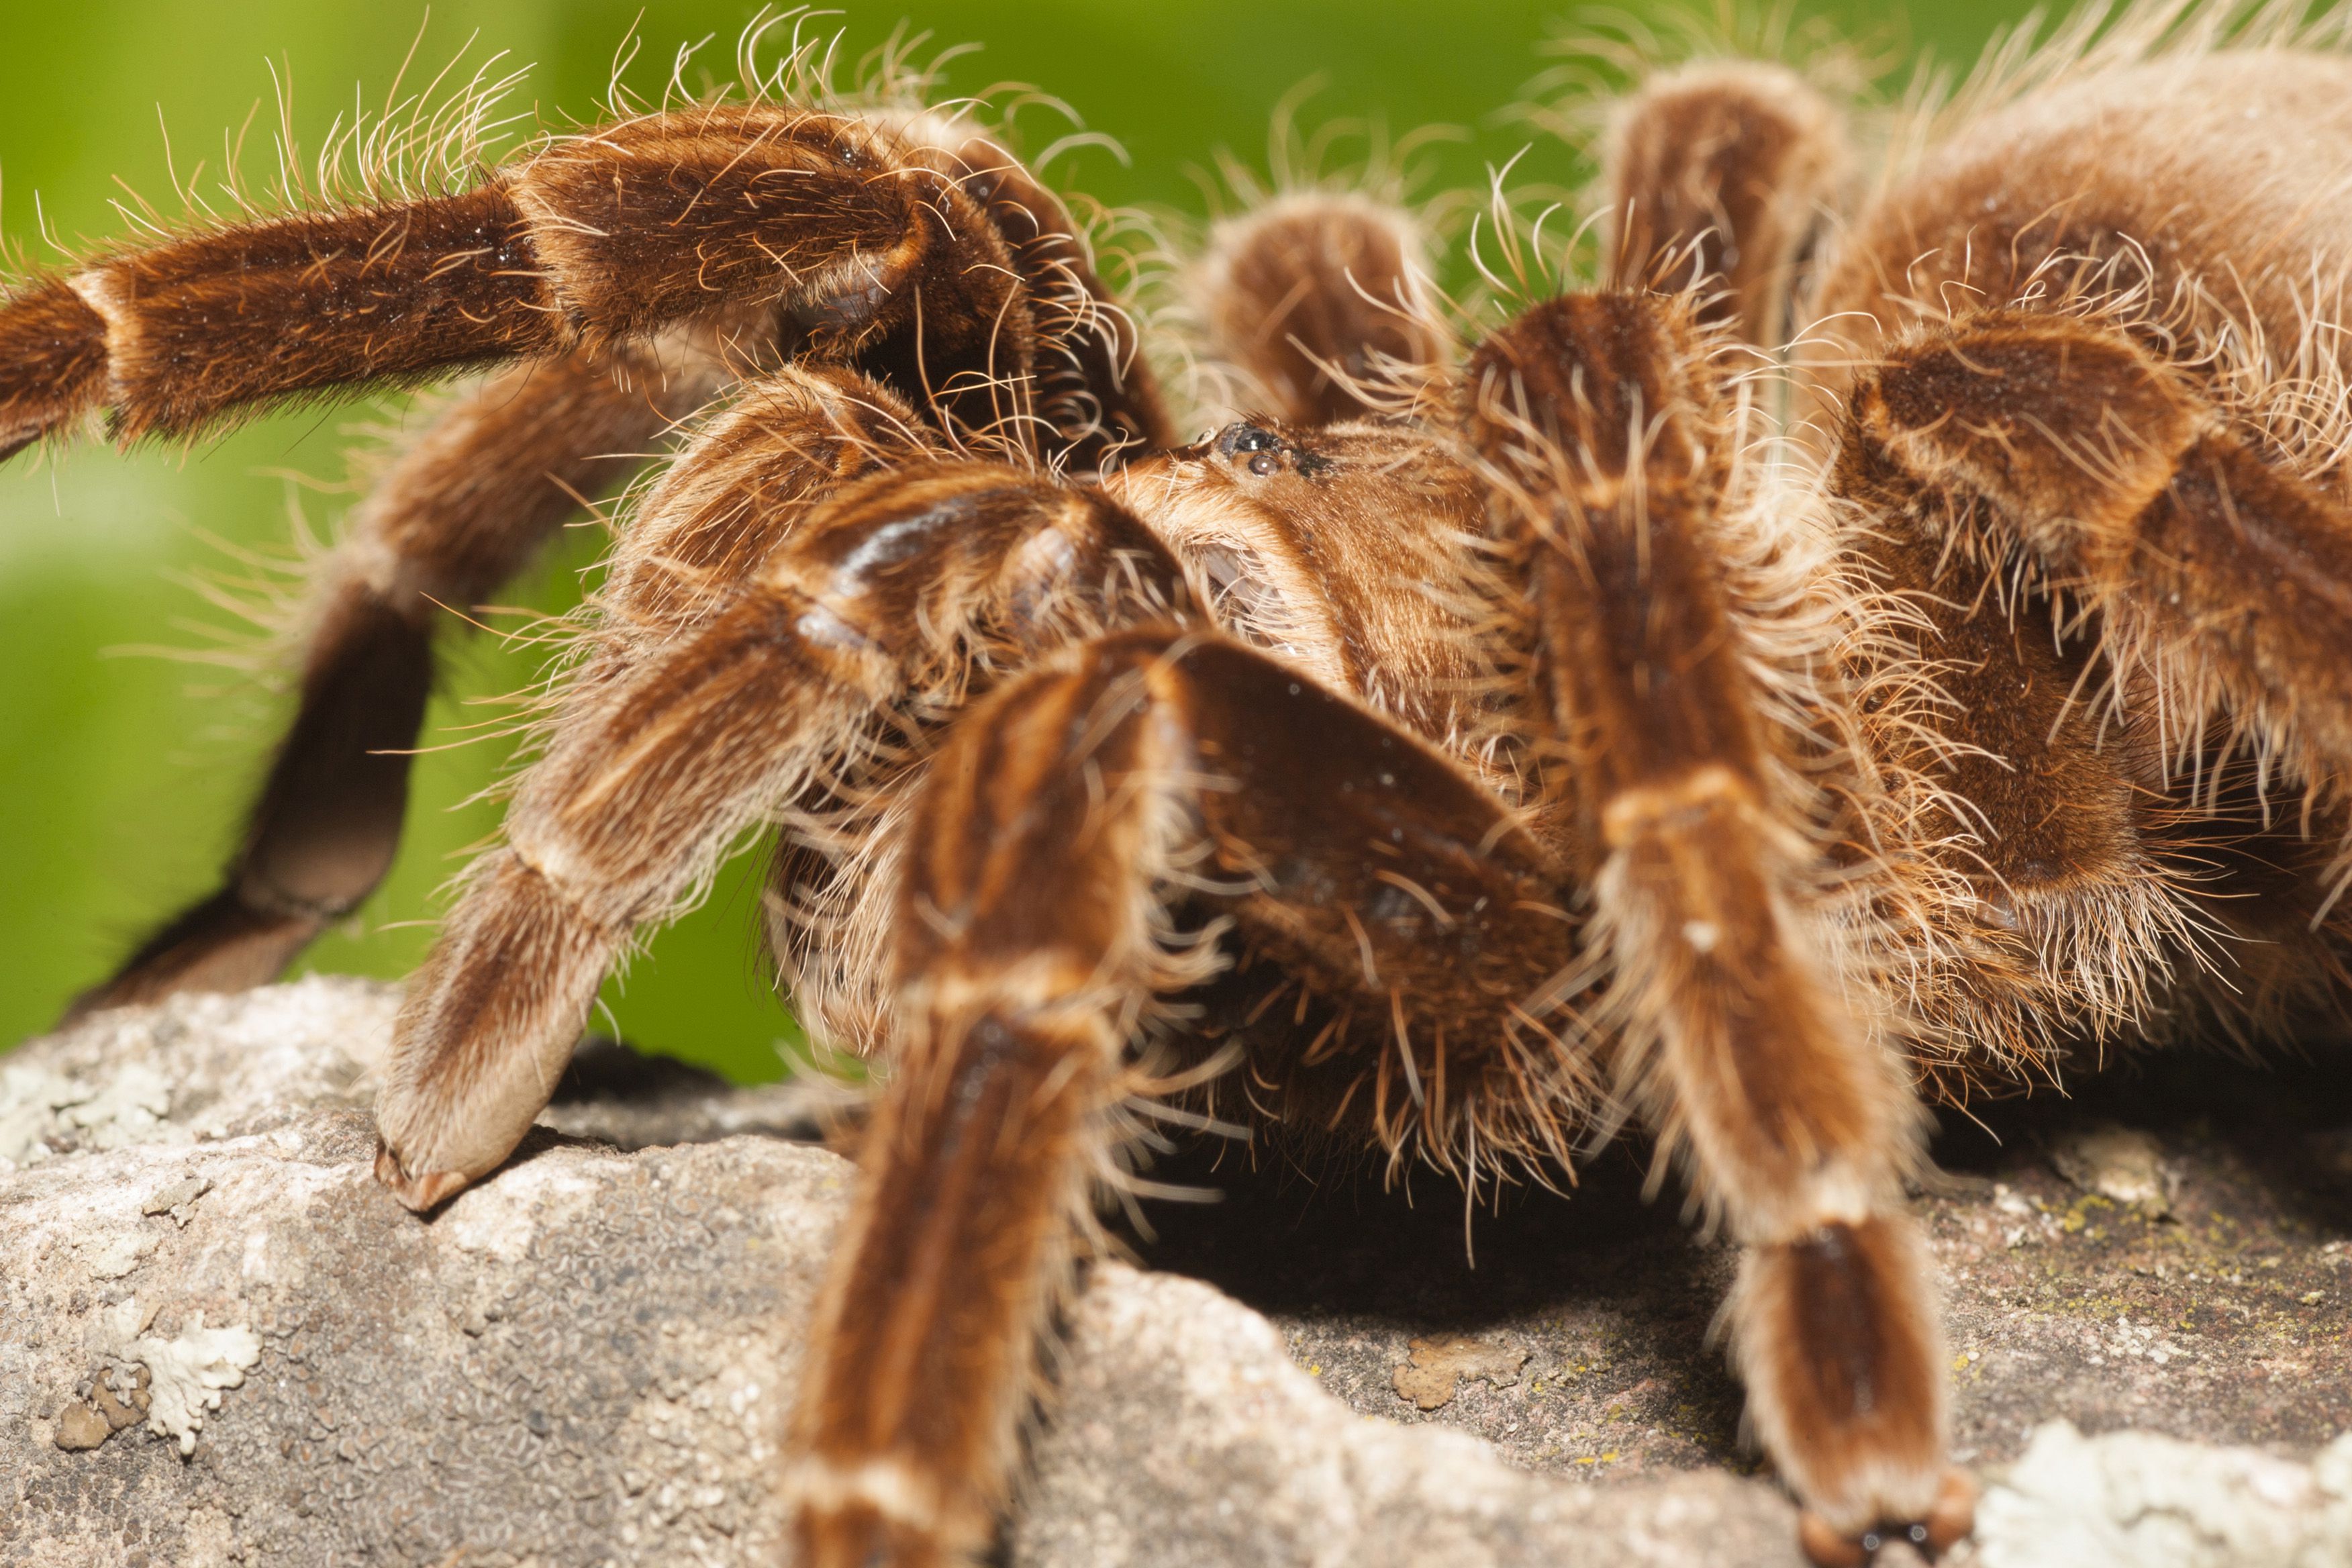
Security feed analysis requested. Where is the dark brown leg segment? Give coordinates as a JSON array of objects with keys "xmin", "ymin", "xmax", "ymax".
[
  {"xmin": 373, "ymin": 454, "xmax": 1185, "ymax": 1206},
  {"xmin": 789, "ymin": 627, "xmax": 1569, "ymax": 1566},
  {"xmin": 1604, "ymin": 62, "xmax": 1845, "ymax": 348},
  {"xmin": 65, "ymin": 329, "xmax": 746, "ymax": 1018},
  {"xmin": 1467, "ymin": 292, "xmax": 1964, "ymax": 1555}
]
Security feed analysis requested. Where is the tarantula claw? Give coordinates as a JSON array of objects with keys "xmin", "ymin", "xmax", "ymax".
[
  {"xmin": 372, "ymin": 1142, "xmax": 472, "ymax": 1212},
  {"xmin": 1924, "ymin": 1467, "xmax": 1980, "ymax": 1555},
  {"xmin": 1796, "ymin": 1512, "xmax": 1871, "ymax": 1568},
  {"xmin": 1796, "ymin": 1470, "xmax": 1977, "ymax": 1567}
]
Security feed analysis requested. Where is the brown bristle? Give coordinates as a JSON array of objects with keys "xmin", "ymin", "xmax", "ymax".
[
  {"xmin": 914, "ymin": 122, "xmax": 1177, "ymax": 462},
  {"xmin": 797, "ymin": 638, "xmax": 1178, "ymax": 1564},
  {"xmin": 60, "ymin": 893, "xmax": 322, "ymax": 1022},
  {"xmin": 36, "ymin": 29, "xmax": 2352, "ymax": 1568},
  {"xmin": 3, "ymin": 103, "xmax": 1166, "ymax": 465},
  {"xmin": 1856, "ymin": 311, "xmax": 2198, "ymax": 541},
  {"xmin": 518, "ymin": 108, "xmax": 1027, "ymax": 440},
  {"xmin": 373, "ymin": 430, "xmax": 1189, "ymax": 1214},
  {"xmin": 235, "ymin": 588, "xmax": 435, "ymax": 913},
  {"xmin": 376, "ymin": 846, "xmax": 618, "ymax": 1205},
  {"xmin": 72, "ymin": 589, "xmax": 432, "ymax": 1021},
  {"xmin": 1855, "ymin": 305, "xmax": 2352, "ymax": 791},
  {"xmin": 1463, "ymin": 290, "xmax": 1717, "ymax": 500}
]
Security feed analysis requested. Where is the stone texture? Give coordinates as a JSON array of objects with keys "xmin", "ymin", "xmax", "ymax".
[
  {"xmin": 3, "ymin": 979, "xmax": 2349, "ymax": 1567},
  {"xmin": 1975, "ymin": 1422, "xmax": 2352, "ymax": 1568}
]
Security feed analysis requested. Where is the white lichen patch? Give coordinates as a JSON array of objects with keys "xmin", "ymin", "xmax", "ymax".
[
  {"xmin": 1977, "ymin": 1422, "xmax": 2352, "ymax": 1567},
  {"xmin": 135, "ymin": 1316, "xmax": 263, "ymax": 1456},
  {"xmin": 7, "ymin": 977, "xmax": 397, "ymax": 1157},
  {"xmin": 66, "ymin": 1063, "xmax": 175, "ymax": 1146},
  {"xmin": 0, "ymin": 1060, "xmax": 173, "ymax": 1167},
  {"xmin": 0, "ymin": 1063, "xmax": 79, "ymax": 1166}
]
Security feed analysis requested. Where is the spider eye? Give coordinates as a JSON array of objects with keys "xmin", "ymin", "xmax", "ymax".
[{"xmin": 1216, "ymin": 422, "xmax": 1280, "ymax": 457}]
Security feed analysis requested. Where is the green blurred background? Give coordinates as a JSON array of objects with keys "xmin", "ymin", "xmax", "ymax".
[{"xmin": 0, "ymin": 0, "xmax": 2035, "ymax": 1079}]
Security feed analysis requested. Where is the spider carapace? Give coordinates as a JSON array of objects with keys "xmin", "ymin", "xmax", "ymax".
[{"xmin": 11, "ymin": 5, "xmax": 2352, "ymax": 1563}]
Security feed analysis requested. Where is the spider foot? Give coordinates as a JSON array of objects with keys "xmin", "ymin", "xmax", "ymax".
[
  {"xmin": 372, "ymin": 1141, "xmax": 473, "ymax": 1212},
  {"xmin": 795, "ymin": 1501, "xmax": 957, "ymax": 1568},
  {"xmin": 1798, "ymin": 1469, "xmax": 1977, "ymax": 1566}
]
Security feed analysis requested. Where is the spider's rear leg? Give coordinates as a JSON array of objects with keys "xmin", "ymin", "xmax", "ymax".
[
  {"xmin": 371, "ymin": 454, "xmax": 1185, "ymax": 1206},
  {"xmin": 0, "ymin": 106, "xmax": 1167, "ymax": 463},
  {"xmin": 1468, "ymin": 291, "xmax": 1972, "ymax": 1559},
  {"xmin": 1852, "ymin": 307, "xmax": 2352, "ymax": 784},
  {"xmin": 790, "ymin": 628, "xmax": 1569, "ymax": 1567},
  {"xmin": 65, "ymin": 326, "xmax": 761, "ymax": 1019},
  {"xmin": 1603, "ymin": 62, "xmax": 1845, "ymax": 348},
  {"xmin": 1196, "ymin": 192, "xmax": 1452, "ymax": 425}
]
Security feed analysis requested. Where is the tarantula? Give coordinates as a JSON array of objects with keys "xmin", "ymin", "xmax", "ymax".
[{"xmin": 13, "ymin": 1, "xmax": 2352, "ymax": 1562}]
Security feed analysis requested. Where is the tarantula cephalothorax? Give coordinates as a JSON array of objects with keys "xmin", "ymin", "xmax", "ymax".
[{"xmin": 17, "ymin": 2, "xmax": 2352, "ymax": 1562}]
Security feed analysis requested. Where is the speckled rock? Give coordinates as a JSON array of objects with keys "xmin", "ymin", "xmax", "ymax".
[
  {"xmin": 3, "ymin": 981, "xmax": 2349, "ymax": 1567},
  {"xmin": 1, "ymin": 981, "xmax": 845, "ymax": 1567}
]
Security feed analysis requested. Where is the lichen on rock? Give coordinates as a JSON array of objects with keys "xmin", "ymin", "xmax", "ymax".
[{"xmin": 128, "ymin": 1312, "xmax": 262, "ymax": 1456}]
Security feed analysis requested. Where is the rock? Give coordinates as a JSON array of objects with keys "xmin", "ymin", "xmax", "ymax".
[
  {"xmin": 1975, "ymin": 1422, "xmax": 2352, "ymax": 1568},
  {"xmin": 2049, "ymin": 1123, "xmax": 2173, "ymax": 1216},
  {"xmin": 1391, "ymin": 1334, "xmax": 1532, "ymax": 1411},
  {"xmin": 1, "ymin": 981, "xmax": 848, "ymax": 1567},
  {"xmin": 1016, "ymin": 1273, "xmax": 1802, "ymax": 1568},
  {"xmin": 50, "ymin": 1402, "xmax": 111, "ymax": 1452},
  {"xmin": 3, "ymin": 979, "xmax": 2349, "ymax": 1566},
  {"xmin": 140, "ymin": 1175, "xmax": 212, "ymax": 1224}
]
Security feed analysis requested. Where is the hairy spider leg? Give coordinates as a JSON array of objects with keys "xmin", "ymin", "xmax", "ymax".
[
  {"xmin": 1856, "ymin": 309, "xmax": 2352, "ymax": 790},
  {"xmin": 66, "ymin": 326, "xmax": 756, "ymax": 1018},
  {"xmin": 1196, "ymin": 192, "xmax": 1453, "ymax": 426},
  {"xmin": 1603, "ymin": 62, "xmax": 1844, "ymax": 349},
  {"xmin": 788, "ymin": 627, "xmax": 1570, "ymax": 1568},
  {"xmin": 0, "ymin": 105, "xmax": 1169, "ymax": 465},
  {"xmin": 884, "ymin": 113, "xmax": 1175, "ymax": 468},
  {"xmin": 34, "ymin": 100, "xmax": 1182, "ymax": 1016},
  {"xmin": 1466, "ymin": 292, "xmax": 1971, "ymax": 1561},
  {"xmin": 1842, "ymin": 307, "xmax": 2352, "ymax": 1057},
  {"xmin": 372, "ymin": 449, "xmax": 1185, "ymax": 1205},
  {"xmin": 1830, "ymin": 352, "xmax": 2212, "ymax": 1075}
]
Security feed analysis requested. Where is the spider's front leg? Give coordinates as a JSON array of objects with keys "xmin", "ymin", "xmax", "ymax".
[
  {"xmin": 0, "ymin": 105, "xmax": 1168, "ymax": 462},
  {"xmin": 371, "ymin": 440, "xmax": 1184, "ymax": 1206},
  {"xmin": 789, "ymin": 627, "xmax": 1567, "ymax": 1566},
  {"xmin": 68, "ymin": 323, "xmax": 758, "ymax": 1018},
  {"xmin": 1467, "ymin": 291, "xmax": 1972, "ymax": 1563}
]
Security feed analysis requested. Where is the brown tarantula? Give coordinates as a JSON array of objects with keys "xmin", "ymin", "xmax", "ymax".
[{"xmin": 13, "ymin": 1, "xmax": 2352, "ymax": 1562}]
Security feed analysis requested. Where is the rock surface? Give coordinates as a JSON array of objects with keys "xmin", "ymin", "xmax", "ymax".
[{"xmin": 3, "ymin": 979, "xmax": 2349, "ymax": 1567}]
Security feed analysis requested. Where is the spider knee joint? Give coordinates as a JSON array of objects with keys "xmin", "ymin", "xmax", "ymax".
[{"xmin": 1599, "ymin": 763, "xmax": 1755, "ymax": 847}]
